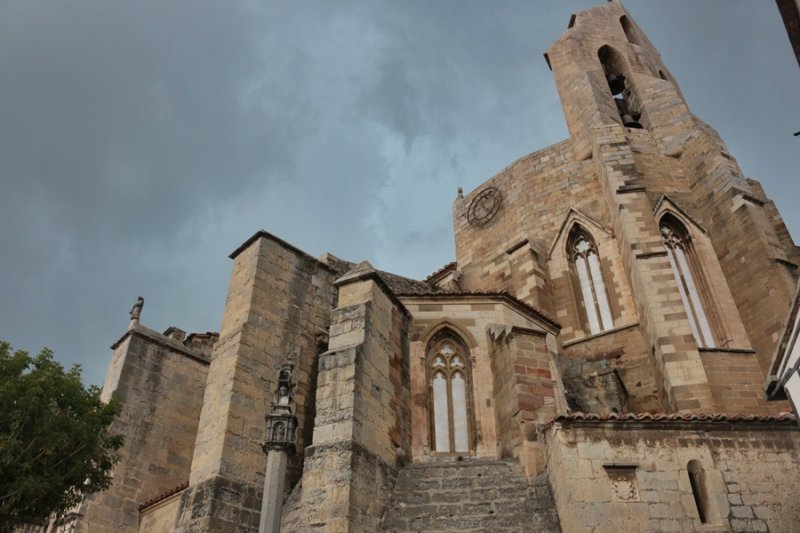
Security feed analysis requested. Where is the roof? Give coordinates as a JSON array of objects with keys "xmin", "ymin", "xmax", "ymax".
[
  {"xmin": 377, "ymin": 269, "xmax": 433, "ymax": 294},
  {"xmin": 549, "ymin": 411, "xmax": 796, "ymax": 428},
  {"xmin": 425, "ymin": 261, "xmax": 457, "ymax": 283}
]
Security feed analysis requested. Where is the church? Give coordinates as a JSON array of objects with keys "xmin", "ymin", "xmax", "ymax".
[{"xmin": 56, "ymin": 1, "xmax": 800, "ymax": 532}]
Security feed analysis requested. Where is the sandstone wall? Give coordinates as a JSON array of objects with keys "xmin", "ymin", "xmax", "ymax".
[
  {"xmin": 175, "ymin": 231, "xmax": 339, "ymax": 532},
  {"xmin": 679, "ymin": 129, "xmax": 798, "ymax": 375},
  {"xmin": 138, "ymin": 492, "xmax": 182, "ymax": 532},
  {"xmin": 453, "ymin": 142, "xmax": 608, "ymax": 314},
  {"xmin": 700, "ymin": 350, "xmax": 779, "ymax": 415},
  {"xmin": 562, "ymin": 324, "xmax": 660, "ymax": 413},
  {"xmin": 547, "ymin": 418, "xmax": 800, "ymax": 533},
  {"xmin": 489, "ymin": 327, "xmax": 558, "ymax": 475},
  {"xmin": 286, "ymin": 270, "xmax": 411, "ymax": 532},
  {"xmin": 75, "ymin": 326, "xmax": 211, "ymax": 533}
]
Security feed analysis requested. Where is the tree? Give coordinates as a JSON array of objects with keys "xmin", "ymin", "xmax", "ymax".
[{"xmin": 0, "ymin": 342, "xmax": 123, "ymax": 531}]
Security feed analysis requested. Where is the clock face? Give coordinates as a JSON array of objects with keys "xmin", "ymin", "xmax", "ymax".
[{"xmin": 467, "ymin": 187, "xmax": 502, "ymax": 228}]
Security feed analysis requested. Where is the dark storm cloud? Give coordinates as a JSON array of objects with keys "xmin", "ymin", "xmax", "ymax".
[{"xmin": 0, "ymin": 1, "xmax": 797, "ymax": 385}]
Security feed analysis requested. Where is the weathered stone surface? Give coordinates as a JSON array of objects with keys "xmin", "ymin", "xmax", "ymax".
[
  {"xmin": 72, "ymin": 326, "xmax": 213, "ymax": 533},
  {"xmin": 381, "ymin": 459, "xmax": 560, "ymax": 532},
  {"xmin": 174, "ymin": 231, "xmax": 341, "ymax": 532},
  {"xmin": 561, "ymin": 357, "xmax": 628, "ymax": 415},
  {"xmin": 548, "ymin": 419, "xmax": 800, "ymax": 532}
]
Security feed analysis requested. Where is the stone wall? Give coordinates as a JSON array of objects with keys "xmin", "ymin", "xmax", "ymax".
[
  {"xmin": 700, "ymin": 349, "xmax": 781, "ymax": 415},
  {"xmin": 679, "ymin": 127, "xmax": 798, "ymax": 375},
  {"xmin": 489, "ymin": 327, "xmax": 558, "ymax": 475},
  {"xmin": 562, "ymin": 323, "xmax": 661, "ymax": 412},
  {"xmin": 74, "ymin": 326, "xmax": 212, "ymax": 533},
  {"xmin": 591, "ymin": 124, "xmax": 715, "ymax": 412},
  {"xmin": 380, "ymin": 459, "xmax": 561, "ymax": 532},
  {"xmin": 139, "ymin": 492, "xmax": 183, "ymax": 532},
  {"xmin": 453, "ymin": 142, "xmax": 607, "ymax": 315},
  {"xmin": 175, "ymin": 231, "xmax": 340, "ymax": 532},
  {"xmin": 547, "ymin": 417, "xmax": 800, "ymax": 532},
  {"xmin": 285, "ymin": 268, "xmax": 411, "ymax": 532}
]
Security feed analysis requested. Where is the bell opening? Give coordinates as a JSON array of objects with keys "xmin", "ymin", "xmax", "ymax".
[{"xmin": 607, "ymin": 74, "xmax": 625, "ymax": 96}]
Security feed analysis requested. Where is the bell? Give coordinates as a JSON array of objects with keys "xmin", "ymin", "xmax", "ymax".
[
  {"xmin": 607, "ymin": 74, "xmax": 625, "ymax": 95},
  {"xmin": 622, "ymin": 114, "xmax": 643, "ymax": 129}
]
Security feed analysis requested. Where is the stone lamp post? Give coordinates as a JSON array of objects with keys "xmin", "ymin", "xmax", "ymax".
[{"xmin": 258, "ymin": 361, "xmax": 297, "ymax": 533}]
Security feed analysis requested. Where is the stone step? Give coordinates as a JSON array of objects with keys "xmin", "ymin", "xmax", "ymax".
[{"xmin": 380, "ymin": 459, "xmax": 560, "ymax": 533}]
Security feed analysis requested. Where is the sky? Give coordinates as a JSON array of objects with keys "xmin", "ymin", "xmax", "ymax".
[{"xmin": 1, "ymin": 1, "xmax": 798, "ymax": 387}]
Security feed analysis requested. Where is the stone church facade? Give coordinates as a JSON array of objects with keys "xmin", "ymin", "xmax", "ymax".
[{"xmin": 53, "ymin": 2, "xmax": 800, "ymax": 532}]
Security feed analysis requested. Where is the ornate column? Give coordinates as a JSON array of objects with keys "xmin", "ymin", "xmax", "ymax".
[{"xmin": 258, "ymin": 361, "xmax": 297, "ymax": 533}]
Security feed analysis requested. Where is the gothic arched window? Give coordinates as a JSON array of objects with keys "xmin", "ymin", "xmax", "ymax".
[
  {"xmin": 660, "ymin": 216, "xmax": 716, "ymax": 348},
  {"xmin": 569, "ymin": 227, "xmax": 614, "ymax": 335},
  {"xmin": 428, "ymin": 333, "xmax": 472, "ymax": 453}
]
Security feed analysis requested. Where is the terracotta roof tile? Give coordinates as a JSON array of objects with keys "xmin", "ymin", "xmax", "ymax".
[
  {"xmin": 376, "ymin": 269, "xmax": 433, "ymax": 295},
  {"xmin": 138, "ymin": 482, "xmax": 189, "ymax": 511},
  {"xmin": 549, "ymin": 412, "xmax": 796, "ymax": 426},
  {"xmin": 425, "ymin": 262, "xmax": 457, "ymax": 282}
]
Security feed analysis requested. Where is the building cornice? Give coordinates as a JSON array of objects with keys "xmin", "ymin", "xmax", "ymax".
[{"xmin": 398, "ymin": 291, "xmax": 561, "ymax": 332}]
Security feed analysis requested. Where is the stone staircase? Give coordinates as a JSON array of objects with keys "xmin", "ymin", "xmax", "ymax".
[{"xmin": 380, "ymin": 459, "xmax": 561, "ymax": 532}]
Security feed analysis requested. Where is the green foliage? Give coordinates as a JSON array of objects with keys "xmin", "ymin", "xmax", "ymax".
[{"xmin": 0, "ymin": 342, "xmax": 123, "ymax": 531}]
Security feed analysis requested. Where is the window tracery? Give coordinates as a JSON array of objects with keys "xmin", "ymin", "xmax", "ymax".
[
  {"xmin": 660, "ymin": 217, "xmax": 716, "ymax": 348},
  {"xmin": 428, "ymin": 334, "xmax": 471, "ymax": 453},
  {"xmin": 569, "ymin": 227, "xmax": 614, "ymax": 335}
]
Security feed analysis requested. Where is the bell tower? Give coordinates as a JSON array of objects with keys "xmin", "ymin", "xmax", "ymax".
[
  {"xmin": 546, "ymin": 1, "xmax": 687, "ymax": 150},
  {"xmin": 541, "ymin": 1, "xmax": 798, "ymax": 409},
  {"xmin": 455, "ymin": 1, "xmax": 797, "ymax": 413}
]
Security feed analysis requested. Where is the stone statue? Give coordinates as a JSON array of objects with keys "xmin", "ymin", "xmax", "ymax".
[
  {"xmin": 272, "ymin": 422, "xmax": 286, "ymax": 442},
  {"xmin": 272, "ymin": 364, "xmax": 294, "ymax": 408},
  {"xmin": 130, "ymin": 296, "xmax": 144, "ymax": 321},
  {"xmin": 275, "ymin": 384, "xmax": 291, "ymax": 406}
]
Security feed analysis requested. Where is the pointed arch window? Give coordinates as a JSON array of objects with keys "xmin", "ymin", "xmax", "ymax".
[
  {"xmin": 661, "ymin": 216, "xmax": 716, "ymax": 348},
  {"xmin": 569, "ymin": 227, "xmax": 614, "ymax": 335},
  {"xmin": 428, "ymin": 333, "xmax": 472, "ymax": 453},
  {"xmin": 598, "ymin": 45, "xmax": 643, "ymax": 129},
  {"xmin": 619, "ymin": 15, "xmax": 641, "ymax": 46}
]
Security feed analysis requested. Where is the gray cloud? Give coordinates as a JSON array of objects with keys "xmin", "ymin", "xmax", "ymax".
[{"xmin": 0, "ymin": 1, "xmax": 797, "ymax": 385}]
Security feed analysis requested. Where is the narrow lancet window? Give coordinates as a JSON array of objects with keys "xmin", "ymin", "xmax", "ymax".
[
  {"xmin": 569, "ymin": 227, "xmax": 614, "ymax": 335},
  {"xmin": 661, "ymin": 217, "xmax": 715, "ymax": 348},
  {"xmin": 687, "ymin": 460, "xmax": 709, "ymax": 523},
  {"xmin": 620, "ymin": 16, "xmax": 640, "ymax": 46},
  {"xmin": 428, "ymin": 333, "xmax": 472, "ymax": 453}
]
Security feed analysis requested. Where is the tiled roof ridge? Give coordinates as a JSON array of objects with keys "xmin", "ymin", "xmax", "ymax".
[
  {"xmin": 397, "ymin": 289, "xmax": 560, "ymax": 330},
  {"xmin": 138, "ymin": 481, "xmax": 190, "ymax": 511},
  {"xmin": 550, "ymin": 411, "xmax": 796, "ymax": 427},
  {"xmin": 425, "ymin": 261, "xmax": 457, "ymax": 282},
  {"xmin": 374, "ymin": 269, "xmax": 433, "ymax": 295}
]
